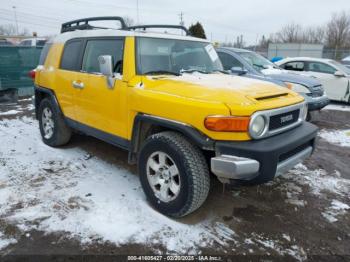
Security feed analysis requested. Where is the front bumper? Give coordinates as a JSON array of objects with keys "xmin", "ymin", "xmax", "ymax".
[
  {"xmin": 304, "ymin": 94, "xmax": 330, "ymax": 111},
  {"xmin": 211, "ymin": 122, "xmax": 318, "ymax": 184}
]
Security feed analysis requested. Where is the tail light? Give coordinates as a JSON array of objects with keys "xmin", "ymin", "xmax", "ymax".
[{"xmin": 28, "ymin": 70, "xmax": 36, "ymax": 80}]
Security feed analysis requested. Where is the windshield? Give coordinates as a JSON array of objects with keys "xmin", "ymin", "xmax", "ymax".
[
  {"xmin": 239, "ymin": 51, "xmax": 278, "ymax": 72},
  {"xmin": 136, "ymin": 37, "xmax": 223, "ymax": 75},
  {"xmin": 329, "ymin": 60, "xmax": 350, "ymax": 75}
]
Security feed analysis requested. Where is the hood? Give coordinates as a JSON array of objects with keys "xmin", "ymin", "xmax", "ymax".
[
  {"xmin": 244, "ymin": 73, "xmax": 286, "ymax": 87},
  {"xmin": 140, "ymin": 72, "xmax": 304, "ymax": 113},
  {"xmin": 262, "ymin": 68, "xmax": 321, "ymax": 88}
]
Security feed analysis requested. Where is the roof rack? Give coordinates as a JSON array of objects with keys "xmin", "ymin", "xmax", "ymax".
[
  {"xmin": 61, "ymin": 16, "xmax": 127, "ymax": 33},
  {"xmin": 127, "ymin": 25, "xmax": 190, "ymax": 36}
]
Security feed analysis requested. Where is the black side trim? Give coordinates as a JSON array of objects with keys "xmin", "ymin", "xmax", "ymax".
[
  {"xmin": 130, "ymin": 114, "xmax": 214, "ymax": 157},
  {"xmin": 34, "ymin": 86, "xmax": 63, "ymax": 119},
  {"xmin": 65, "ymin": 118, "xmax": 130, "ymax": 150}
]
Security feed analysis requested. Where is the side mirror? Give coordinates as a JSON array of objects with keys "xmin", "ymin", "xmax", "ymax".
[
  {"xmin": 334, "ymin": 70, "xmax": 345, "ymax": 77},
  {"xmin": 98, "ymin": 55, "xmax": 115, "ymax": 89},
  {"xmin": 230, "ymin": 67, "xmax": 247, "ymax": 76},
  {"xmin": 98, "ymin": 55, "xmax": 114, "ymax": 77}
]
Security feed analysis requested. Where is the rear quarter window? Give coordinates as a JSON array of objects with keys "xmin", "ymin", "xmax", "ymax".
[{"xmin": 60, "ymin": 40, "xmax": 83, "ymax": 71}]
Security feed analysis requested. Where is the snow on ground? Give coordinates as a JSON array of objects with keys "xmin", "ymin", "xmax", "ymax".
[
  {"xmin": 282, "ymin": 164, "xmax": 349, "ymax": 198},
  {"xmin": 0, "ymin": 114, "xmax": 348, "ymax": 258},
  {"xmin": 0, "ymin": 117, "xmax": 236, "ymax": 253},
  {"xmin": 319, "ymin": 129, "xmax": 350, "ymax": 147},
  {"xmin": 0, "ymin": 232, "xmax": 16, "ymax": 250},
  {"xmin": 323, "ymin": 104, "xmax": 350, "ymax": 112},
  {"xmin": 276, "ymin": 164, "xmax": 350, "ymax": 224},
  {"xmin": 322, "ymin": 200, "xmax": 350, "ymax": 223},
  {"xmin": 244, "ymin": 233, "xmax": 306, "ymax": 261},
  {"xmin": 0, "ymin": 110, "xmax": 22, "ymax": 116}
]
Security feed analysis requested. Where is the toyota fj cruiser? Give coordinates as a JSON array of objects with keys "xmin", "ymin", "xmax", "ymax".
[{"xmin": 34, "ymin": 17, "xmax": 318, "ymax": 217}]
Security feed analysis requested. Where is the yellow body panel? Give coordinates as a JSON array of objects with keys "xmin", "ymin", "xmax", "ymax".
[{"xmin": 36, "ymin": 36, "xmax": 304, "ymax": 142}]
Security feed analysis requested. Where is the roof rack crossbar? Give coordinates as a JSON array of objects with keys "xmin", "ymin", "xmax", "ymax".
[
  {"xmin": 61, "ymin": 16, "xmax": 127, "ymax": 33},
  {"xmin": 127, "ymin": 25, "xmax": 190, "ymax": 35}
]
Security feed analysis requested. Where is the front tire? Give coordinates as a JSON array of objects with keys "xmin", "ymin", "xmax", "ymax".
[
  {"xmin": 138, "ymin": 131, "xmax": 210, "ymax": 217},
  {"xmin": 38, "ymin": 98, "xmax": 71, "ymax": 147}
]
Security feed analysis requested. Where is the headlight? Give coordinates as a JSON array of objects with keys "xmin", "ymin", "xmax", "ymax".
[
  {"xmin": 301, "ymin": 103, "xmax": 308, "ymax": 121},
  {"xmin": 249, "ymin": 115, "xmax": 267, "ymax": 138},
  {"xmin": 285, "ymin": 82, "xmax": 311, "ymax": 94}
]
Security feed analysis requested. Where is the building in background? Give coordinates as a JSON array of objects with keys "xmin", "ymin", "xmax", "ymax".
[{"xmin": 268, "ymin": 43, "xmax": 324, "ymax": 60}]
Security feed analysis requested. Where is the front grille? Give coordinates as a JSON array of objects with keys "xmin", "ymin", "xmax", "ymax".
[
  {"xmin": 279, "ymin": 141, "xmax": 312, "ymax": 162},
  {"xmin": 307, "ymin": 91, "xmax": 323, "ymax": 97},
  {"xmin": 269, "ymin": 109, "xmax": 300, "ymax": 131},
  {"xmin": 307, "ymin": 85, "xmax": 324, "ymax": 97}
]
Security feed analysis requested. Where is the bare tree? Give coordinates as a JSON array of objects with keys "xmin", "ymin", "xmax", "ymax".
[
  {"xmin": 325, "ymin": 11, "xmax": 350, "ymax": 49},
  {"xmin": 0, "ymin": 24, "xmax": 17, "ymax": 36},
  {"xmin": 301, "ymin": 26, "xmax": 325, "ymax": 44},
  {"xmin": 233, "ymin": 35, "xmax": 245, "ymax": 48},
  {"xmin": 0, "ymin": 24, "xmax": 30, "ymax": 36},
  {"xmin": 275, "ymin": 23, "xmax": 302, "ymax": 43},
  {"xmin": 123, "ymin": 16, "xmax": 135, "ymax": 27}
]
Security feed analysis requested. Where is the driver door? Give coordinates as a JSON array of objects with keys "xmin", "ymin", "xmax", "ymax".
[{"xmin": 73, "ymin": 38, "xmax": 128, "ymax": 139}]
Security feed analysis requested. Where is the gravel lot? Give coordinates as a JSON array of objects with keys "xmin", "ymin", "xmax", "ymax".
[{"xmin": 0, "ymin": 98, "xmax": 349, "ymax": 261}]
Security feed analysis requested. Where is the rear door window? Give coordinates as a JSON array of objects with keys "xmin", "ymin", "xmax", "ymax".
[
  {"xmin": 307, "ymin": 62, "xmax": 336, "ymax": 74},
  {"xmin": 36, "ymin": 40, "xmax": 47, "ymax": 47},
  {"xmin": 81, "ymin": 39, "xmax": 124, "ymax": 74},
  {"xmin": 60, "ymin": 40, "xmax": 83, "ymax": 71}
]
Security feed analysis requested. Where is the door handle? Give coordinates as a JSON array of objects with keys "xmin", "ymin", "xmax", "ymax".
[{"xmin": 72, "ymin": 80, "xmax": 84, "ymax": 89}]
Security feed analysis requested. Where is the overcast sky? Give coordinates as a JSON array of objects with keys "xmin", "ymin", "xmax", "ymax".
[{"xmin": 0, "ymin": 0, "xmax": 349, "ymax": 44}]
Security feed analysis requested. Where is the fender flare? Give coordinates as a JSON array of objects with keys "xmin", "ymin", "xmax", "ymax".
[
  {"xmin": 34, "ymin": 86, "xmax": 63, "ymax": 119},
  {"xmin": 128, "ymin": 114, "xmax": 214, "ymax": 164}
]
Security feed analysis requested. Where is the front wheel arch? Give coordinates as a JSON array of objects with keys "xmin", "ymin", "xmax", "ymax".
[{"xmin": 128, "ymin": 114, "xmax": 214, "ymax": 164}]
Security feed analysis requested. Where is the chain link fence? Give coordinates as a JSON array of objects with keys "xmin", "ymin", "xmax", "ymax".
[{"xmin": 263, "ymin": 44, "xmax": 350, "ymax": 61}]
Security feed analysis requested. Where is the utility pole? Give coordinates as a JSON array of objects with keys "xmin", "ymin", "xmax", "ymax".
[
  {"xmin": 179, "ymin": 11, "xmax": 184, "ymax": 35},
  {"xmin": 136, "ymin": 0, "xmax": 139, "ymax": 25},
  {"xmin": 12, "ymin": 6, "xmax": 19, "ymax": 35}
]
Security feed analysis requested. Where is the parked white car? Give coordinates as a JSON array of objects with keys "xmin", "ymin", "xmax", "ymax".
[
  {"xmin": 18, "ymin": 38, "xmax": 47, "ymax": 47},
  {"xmin": 276, "ymin": 57, "xmax": 350, "ymax": 103},
  {"xmin": 342, "ymin": 56, "xmax": 350, "ymax": 70}
]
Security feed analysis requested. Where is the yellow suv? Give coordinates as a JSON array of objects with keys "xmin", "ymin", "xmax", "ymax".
[{"xmin": 34, "ymin": 17, "xmax": 318, "ymax": 217}]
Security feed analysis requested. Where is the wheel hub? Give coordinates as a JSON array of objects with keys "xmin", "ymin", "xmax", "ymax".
[
  {"xmin": 146, "ymin": 151, "xmax": 181, "ymax": 202},
  {"xmin": 42, "ymin": 107, "xmax": 54, "ymax": 139}
]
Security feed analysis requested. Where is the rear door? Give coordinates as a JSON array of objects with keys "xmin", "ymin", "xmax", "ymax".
[
  {"xmin": 56, "ymin": 39, "xmax": 84, "ymax": 120},
  {"xmin": 73, "ymin": 37, "xmax": 128, "ymax": 139}
]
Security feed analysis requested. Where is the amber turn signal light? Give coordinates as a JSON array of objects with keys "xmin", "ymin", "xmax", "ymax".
[
  {"xmin": 204, "ymin": 116, "xmax": 250, "ymax": 132},
  {"xmin": 285, "ymin": 83, "xmax": 293, "ymax": 90}
]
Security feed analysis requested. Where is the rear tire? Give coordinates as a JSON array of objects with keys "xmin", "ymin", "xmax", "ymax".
[
  {"xmin": 38, "ymin": 98, "xmax": 71, "ymax": 147},
  {"xmin": 138, "ymin": 131, "xmax": 210, "ymax": 217}
]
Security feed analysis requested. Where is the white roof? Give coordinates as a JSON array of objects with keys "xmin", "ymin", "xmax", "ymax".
[
  {"xmin": 277, "ymin": 57, "xmax": 334, "ymax": 64},
  {"xmin": 53, "ymin": 28, "xmax": 208, "ymax": 44}
]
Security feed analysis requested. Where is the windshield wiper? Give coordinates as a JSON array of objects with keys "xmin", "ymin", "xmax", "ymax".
[
  {"xmin": 212, "ymin": 69, "xmax": 230, "ymax": 74},
  {"xmin": 144, "ymin": 70, "xmax": 180, "ymax": 76},
  {"xmin": 252, "ymin": 63, "xmax": 266, "ymax": 69},
  {"xmin": 180, "ymin": 69, "xmax": 209, "ymax": 74}
]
